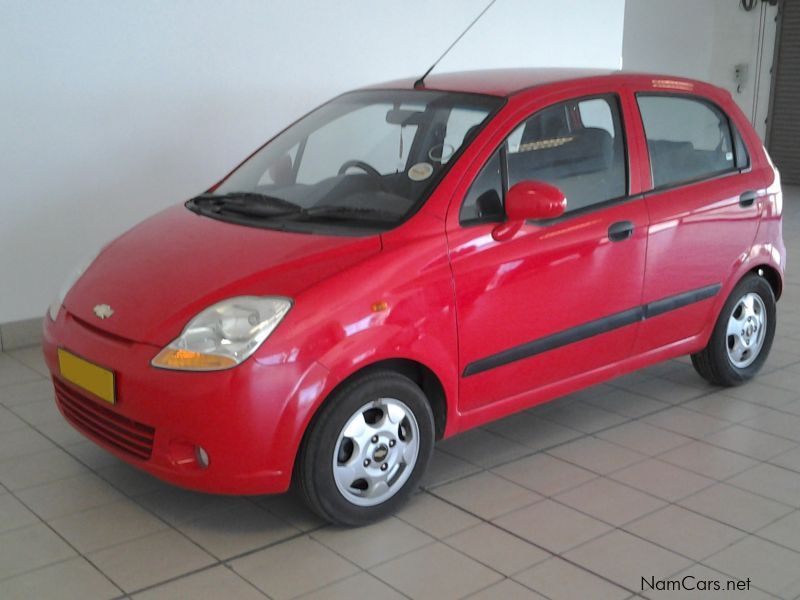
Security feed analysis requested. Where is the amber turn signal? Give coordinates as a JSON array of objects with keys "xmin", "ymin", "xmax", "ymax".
[{"xmin": 151, "ymin": 348, "xmax": 237, "ymax": 371}]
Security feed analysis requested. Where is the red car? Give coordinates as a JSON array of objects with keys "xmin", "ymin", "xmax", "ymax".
[{"xmin": 43, "ymin": 69, "xmax": 785, "ymax": 525}]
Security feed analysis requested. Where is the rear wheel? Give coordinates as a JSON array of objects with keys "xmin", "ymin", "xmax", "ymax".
[
  {"xmin": 691, "ymin": 273, "xmax": 776, "ymax": 386},
  {"xmin": 297, "ymin": 371, "xmax": 434, "ymax": 526}
]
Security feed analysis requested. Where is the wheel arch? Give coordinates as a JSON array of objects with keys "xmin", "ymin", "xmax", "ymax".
[
  {"xmin": 289, "ymin": 356, "xmax": 451, "ymax": 487},
  {"xmin": 304, "ymin": 358, "xmax": 448, "ymax": 444}
]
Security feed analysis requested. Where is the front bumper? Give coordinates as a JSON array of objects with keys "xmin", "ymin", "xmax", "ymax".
[{"xmin": 42, "ymin": 309, "xmax": 329, "ymax": 495}]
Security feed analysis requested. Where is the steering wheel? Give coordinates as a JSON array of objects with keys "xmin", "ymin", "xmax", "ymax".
[{"xmin": 337, "ymin": 160, "xmax": 381, "ymax": 178}]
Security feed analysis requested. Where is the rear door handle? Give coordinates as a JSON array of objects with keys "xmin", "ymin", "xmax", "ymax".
[
  {"xmin": 739, "ymin": 190, "xmax": 757, "ymax": 207},
  {"xmin": 608, "ymin": 220, "xmax": 634, "ymax": 242}
]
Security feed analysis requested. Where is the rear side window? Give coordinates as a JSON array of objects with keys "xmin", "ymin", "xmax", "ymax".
[
  {"xmin": 637, "ymin": 95, "xmax": 745, "ymax": 189},
  {"xmin": 505, "ymin": 95, "xmax": 627, "ymax": 213}
]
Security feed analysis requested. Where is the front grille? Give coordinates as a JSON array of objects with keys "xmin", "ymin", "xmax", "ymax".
[{"xmin": 53, "ymin": 378, "xmax": 155, "ymax": 460}]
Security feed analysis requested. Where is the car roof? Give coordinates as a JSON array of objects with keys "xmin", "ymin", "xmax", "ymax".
[{"xmin": 365, "ymin": 68, "xmax": 714, "ymax": 98}]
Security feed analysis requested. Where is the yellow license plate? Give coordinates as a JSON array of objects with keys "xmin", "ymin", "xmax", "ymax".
[{"xmin": 58, "ymin": 348, "xmax": 116, "ymax": 404}]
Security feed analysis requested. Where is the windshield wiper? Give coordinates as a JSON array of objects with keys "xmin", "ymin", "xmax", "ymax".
[
  {"xmin": 187, "ymin": 192, "xmax": 302, "ymax": 218},
  {"xmin": 296, "ymin": 205, "xmax": 399, "ymax": 223}
]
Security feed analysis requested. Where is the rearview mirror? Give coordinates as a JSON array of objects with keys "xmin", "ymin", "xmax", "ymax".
[
  {"xmin": 492, "ymin": 181, "xmax": 567, "ymax": 241},
  {"xmin": 386, "ymin": 108, "xmax": 425, "ymax": 125}
]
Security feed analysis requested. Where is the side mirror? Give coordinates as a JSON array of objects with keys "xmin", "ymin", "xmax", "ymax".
[{"xmin": 493, "ymin": 181, "xmax": 567, "ymax": 241}]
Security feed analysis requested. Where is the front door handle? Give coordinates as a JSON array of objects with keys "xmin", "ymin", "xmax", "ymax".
[
  {"xmin": 608, "ymin": 220, "xmax": 634, "ymax": 242},
  {"xmin": 739, "ymin": 190, "xmax": 757, "ymax": 207}
]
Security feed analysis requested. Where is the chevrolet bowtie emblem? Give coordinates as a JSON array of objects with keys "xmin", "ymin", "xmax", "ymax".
[{"xmin": 93, "ymin": 304, "xmax": 114, "ymax": 319}]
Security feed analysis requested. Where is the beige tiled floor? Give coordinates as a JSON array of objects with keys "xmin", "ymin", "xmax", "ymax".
[{"xmin": 0, "ymin": 188, "xmax": 799, "ymax": 599}]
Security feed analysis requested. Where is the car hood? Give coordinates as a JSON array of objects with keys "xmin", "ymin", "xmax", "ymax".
[{"xmin": 63, "ymin": 205, "xmax": 382, "ymax": 346}]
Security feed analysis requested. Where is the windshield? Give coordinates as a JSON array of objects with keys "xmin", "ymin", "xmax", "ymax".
[{"xmin": 190, "ymin": 90, "xmax": 503, "ymax": 234}]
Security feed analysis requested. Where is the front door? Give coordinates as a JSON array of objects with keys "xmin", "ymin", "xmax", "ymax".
[{"xmin": 448, "ymin": 93, "xmax": 648, "ymax": 416}]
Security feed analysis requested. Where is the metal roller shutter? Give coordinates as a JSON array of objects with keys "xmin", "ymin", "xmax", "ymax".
[{"xmin": 768, "ymin": 0, "xmax": 800, "ymax": 184}]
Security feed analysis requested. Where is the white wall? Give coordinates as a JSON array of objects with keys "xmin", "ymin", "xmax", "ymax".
[
  {"xmin": 623, "ymin": 0, "xmax": 778, "ymax": 138},
  {"xmin": 0, "ymin": 0, "xmax": 625, "ymax": 324}
]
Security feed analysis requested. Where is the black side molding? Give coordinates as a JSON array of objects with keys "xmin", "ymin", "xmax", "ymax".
[
  {"xmin": 463, "ymin": 283, "xmax": 722, "ymax": 377},
  {"xmin": 463, "ymin": 307, "xmax": 644, "ymax": 377},
  {"xmin": 643, "ymin": 284, "xmax": 722, "ymax": 319}
]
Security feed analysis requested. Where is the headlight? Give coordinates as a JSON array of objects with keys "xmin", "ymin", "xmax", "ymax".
[
  {"xmin": 151, "ymin": 296, "xmax": 292, "ymax": 371},
  {"xmin": 48, "ymin": 251, "xmax": 101, "ymax": 321}
]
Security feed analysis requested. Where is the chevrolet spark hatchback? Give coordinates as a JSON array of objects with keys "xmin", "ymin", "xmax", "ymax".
[{"xmin": 43, "ymin": 70, "xmax": 785, "ymax": 525}]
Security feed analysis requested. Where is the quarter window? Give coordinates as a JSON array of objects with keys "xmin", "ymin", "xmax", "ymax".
[
  {"xmin": 637, "ymin": 95, "xmax": 742, "ymax": 188},
  {"xmin": 460, "ymin": 150, "xmax": 504, "ymax": 224}
]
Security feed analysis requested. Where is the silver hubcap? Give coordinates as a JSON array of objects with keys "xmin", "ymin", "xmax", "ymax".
[
  {"xmin": 333, "ymin": 398, "xmax": 419, "ymax": 507},
  {"xmin": 726, "ymin": 292, "xmax": 767, "ymax": 368}
]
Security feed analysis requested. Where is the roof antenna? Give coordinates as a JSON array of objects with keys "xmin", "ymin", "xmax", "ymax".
[{"xmin": 414, "ymin": 0, "xmax": 498, "ymax": 89}]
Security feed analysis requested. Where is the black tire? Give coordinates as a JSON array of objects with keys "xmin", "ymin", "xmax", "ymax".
[
  {"xmin": 296, "ymin": 370, "xmax": 435, "ymax": 526},
  {"xmin": 691, "ymin": 273, "xmax": 776, "ymax": 386}
]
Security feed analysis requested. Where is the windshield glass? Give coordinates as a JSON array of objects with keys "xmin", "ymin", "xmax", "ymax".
[{"xmin": 193, "ymin": 90, "xmax": 502, "ymax": 234}]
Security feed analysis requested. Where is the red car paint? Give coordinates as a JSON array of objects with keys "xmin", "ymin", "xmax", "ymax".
[{"xmin": 42, "ymin": 70, "xmax": 785, "ymax": 494}]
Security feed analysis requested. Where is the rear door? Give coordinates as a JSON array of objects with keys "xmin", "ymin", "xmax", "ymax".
[{"xmin": 633, "ymin": 90, "xmax": 765, "ymax": 353}]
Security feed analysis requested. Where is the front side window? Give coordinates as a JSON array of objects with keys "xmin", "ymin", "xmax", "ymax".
[
  {"xmin": 459, "ymin": 94, "xmax": 627, "ymax": 224},
  {"xmin": 505, "ymin": 95, "xmax": 627, "ymax": 212},
  {"xmin": 191, "ymin": 90, "xmax": 502, "ymax": 234},
  {"xmin": 637, "ymin": 95, "xmax": 739, "ymax": 188}
]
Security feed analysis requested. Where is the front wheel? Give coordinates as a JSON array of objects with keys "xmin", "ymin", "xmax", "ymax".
[
  {"xmin": 296, "ymin": 371, "xmax": 435, "ymax": 526},
  {"xmin": 691, "ymin": 273, "xmax": 776, "ymax": 386}
]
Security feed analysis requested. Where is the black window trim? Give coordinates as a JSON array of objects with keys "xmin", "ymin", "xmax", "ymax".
[
  {"xmin": 635, "ymin": 91, "xmax": 752, "ymax": 196},
  {"xmin": 458, "ymin": 92, "xmax": 634, "ymax": 229},
  {"xmin": 458, "ymin": 146, "xmax": 508, "ymax": 227}
]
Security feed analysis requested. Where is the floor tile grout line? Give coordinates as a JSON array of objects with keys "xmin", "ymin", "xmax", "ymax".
[
  {"xmin": 314, "ymin": 491, "xmax": 546, "ymax": 595},
  {"xmin": 117, "ymin": 526, "xmax": 325, "ymax": 598},
  {"xmin": 8, "ymin": 361, "xmax": 508, "ymax": 598},
  {"xmin": 2, "ymin": 347, "xmax": 49, "ymax": 374},
  {"xmin": 308, "ymin": 517, "xmax": 438, "ymax": 561},
  {"xmin": 728, "ymin": 418, "xmax": 800, "ymax": 446},
  {"xmin": 0, "ymin": 490, "xmax": 125, "ymax": 596},
  {"xmin": 0, "ymin": 555, "xmax": 119, "ymax": 594},
  {"xmin": 0, "ymin": 352, "xmax": 47, "ymax": 385},
  {"xmin": 2, "ymin": 386, "xmax": 138, "ymax": 593},
  {"xmin": 443, "ymin": 417, "xmax": 800, "ymax": 559},
  {"xmin": 300, "ymin": 569, "xmax": 415, "ymax": 600},
  {"xmin": 427, "ymin": 485, "xmax": 787, "ymax": 600},
  {"xmin": 429, "ymin": 379, "xmax": 724, "ymax": 493},
  {"xmin": 459, "ymin": 573, "xmax": 556, "ymax": 600},
  {"xmin": 220, "ymin": 563, "xmax": 272, "ymax": 600},
  {"xmin": 670, "ymin": 424, "xmax": 800, "ymax": 472},
  {"xmin": 9, "ymin": 396, "xmax": 792, "ymax": 592},
  {"xmin": 429, "ymin": 390, "xmax": 800, "ymax": 587},
  {"xmin": 314, "ymin": 537, "xmax": 433, "ymax": 599},
  {"xmin": 674, "ymin": 391, "xmax": 793, "ymax": 423},
  {"xmin": 603, "ymin": 378, "xmax": 800, "ymax": 596},
  {"xmin": 0, "ymin": 444, "xmax": 99, "ymax": 494},
  {"xmin": 6, "ymin": 400, "xmax": 221, "ymax": 550},
  {"xmin": 422, "ymin": 488, "xmax": 645, "ymax": 598},
  {"xmin": 495, "ymin": 375, "xmax": 800, "ymax": 513},
  {"xmin": 4, "ymin": 387, "xmax": 335, "ymax": 596},
  {"xmin": 437, "ymin": 530, "xmax": 553, "ymax": 580},
  {"xmin": 383, "ymin": 509, "xmax": 554, "ymax": 598}
]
